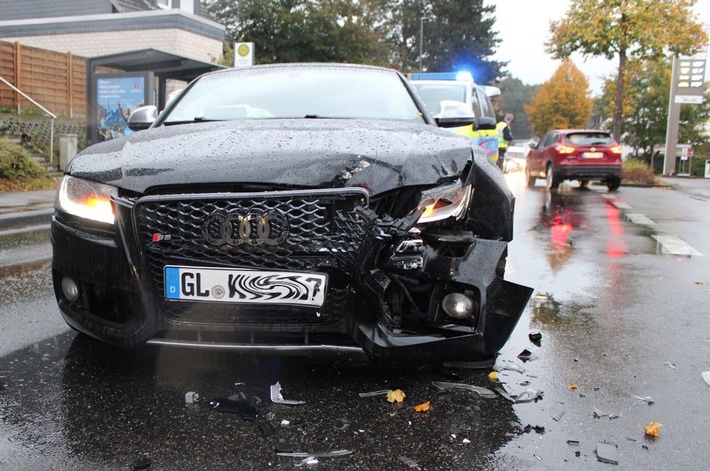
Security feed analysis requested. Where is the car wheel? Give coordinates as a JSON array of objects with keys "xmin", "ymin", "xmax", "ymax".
[
  {"xmin": 526, "ymin": 166, "xmax": 536, "ymax": 187},
  {"xmin": 545, "ymin": 164, "xmax": 560, "ymax": 190},
  {"xmin": 606, "ymin": 176, "xmax": 621, "ymax": 192}
]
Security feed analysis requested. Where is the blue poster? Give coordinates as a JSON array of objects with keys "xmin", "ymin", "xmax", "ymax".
[{"xmin": 96, "ymin": 77, "xmax": 145, "ymax": 141}]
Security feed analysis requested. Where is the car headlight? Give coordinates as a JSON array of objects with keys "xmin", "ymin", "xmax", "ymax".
[
  {"xmin": 56, "ymin": 176, "xmax": 117, "ymax": 224},
  {"xmin": 417, "ymin": 181, "xmax": 472, "ymax": 224}
]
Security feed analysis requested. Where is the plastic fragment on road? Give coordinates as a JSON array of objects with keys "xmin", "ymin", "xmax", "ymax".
[
  {"xmin": 593, "ymin": 408, "xmax": 607, "ymax": 419},
  {"xmin": 569, "ymin": 383, "xmax": 577, "ymax": 390},
  {"xmin": 398, "ymin": 456, "xmax": 420, "ymax": 469},
  {"xmin": 596, "ymin": 442, "xmax": 619, "ymax": 465},
  {"xmin": 664, "ymin": 361, "xmax": 677, "ymax": 369},
  {"xmin": 184, "ymin": 391, "xmax": 200, "ymax": 404},
  {"xmin": 553, "ymin": 411, "xmax": 565, "ymax": 422},
  {"xmin": 644, "ymin": 422, "xmax": 662, "ymax": 437},
  {"xmin": 358, "ymin": 389, "xmax": 392, "ymax": 398},
  {"xmin": 414, "ymin": 401, "xmax": 430, "ymax": 412},
  {"xmin": 494, "ymin": 386, "xmax": 515, "ymax": 403},
  {"xmin": 432, "ymin": 381, "xmax": 497, "ymax": 399},
  {"xmin": 528, "ymin": 330, "xmax": 542, "ymax": 345},
  {"xmin": 209, "ymin": 398, "xmax": 258, "ymax": 420},
  {"xmin": 462, "ymin": 438, "xmax": 471, "ymax": 444},
  {"xmin": 534, "ymin": 454, "xmax": 543, "ymax": 461},
  {"xmin": 488, "ymin": 371, "xmax": 498, "ymax": 381},
  {"xmin": 515, "ymin": 389, "xmax": 543, "ymax": 404},
  {"xmin": 270, "ymin": 381, "xmax": 306, "ymax": 405},
  {"xmin": 701, "ymin": 371, "xmax": 710, "ymax": 387},
  {"xmin": 567, "ymin": 440, "xmax": 580, "ymax": 446},
  {"xmin": 495, "ymin": 363, "xmax": 525, "ymax": 374},
  {"xmin": 633, "ymin": 395, "xmax": 655, "ymax": 405},
  {"xmin": 517, "ymin": 349, "xmax": 533, "ymax": 361},
  {"xmin": 277, "ymin": 450, "xmax": 352, "ymax": 459},
  {"xmin": 387, "ymin": 389, "xmax": 406, "ymax": 403}
]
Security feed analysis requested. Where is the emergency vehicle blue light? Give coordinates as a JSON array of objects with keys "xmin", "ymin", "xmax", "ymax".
[
  {"xmin": 410, "ymin": 72, "xmax": 474, "ymax": 82},
  {"xmin": 455, "ymin": 71, "xmax": 474, "ymax": 82}
]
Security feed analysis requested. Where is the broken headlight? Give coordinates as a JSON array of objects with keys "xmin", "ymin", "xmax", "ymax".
[
  {"xmin": 417, "ymin": 181, "xmax": 472, "ymax": 224},
  {"xmin": 56, "ymin": 175, "xmax": 117, "ymax": 224}
]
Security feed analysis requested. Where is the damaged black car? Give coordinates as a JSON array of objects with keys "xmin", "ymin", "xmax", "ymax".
[{"xmin": 52, "ymin": 63, "xmax": 532, "ymax": 363}]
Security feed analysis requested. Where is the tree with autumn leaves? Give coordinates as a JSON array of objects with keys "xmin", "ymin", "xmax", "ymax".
[
  {"xmin": 526, "ymin": 61, "xmax": 593, "ymax": 137},
  {"xmin": 546, "ymin": 0, "xmax": 707, "ymax": 142}
]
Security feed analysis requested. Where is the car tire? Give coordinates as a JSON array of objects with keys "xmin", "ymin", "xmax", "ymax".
[
  {"xmin": 606, "ymin": 176, "xmax": 621, "ymax": 192},
  {"xmin": 526, "ymin": 166, "xmax": 536, "ymax": 187},
  {"xmin": 545, "ymin": 164, "xmax": 560, "ymax": 190}
]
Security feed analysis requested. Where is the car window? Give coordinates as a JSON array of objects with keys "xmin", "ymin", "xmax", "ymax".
[
  {"xmin": 475, "ymin": 88, "xmax": 495, "ymax": 120},
  {"xmin": 412, "ymin": 83, "xmax": 468, "ymax": 116},
  {"xmin": 565, "ymin": 132, "xmax": 614, "ymax": 145},
  {"xmin": 539, "ymin": 133, "xmax": 554, "ymax": 148},
  {"xmin": 165, "ymin": 67, "xmax": 424, "ymax": 123}
]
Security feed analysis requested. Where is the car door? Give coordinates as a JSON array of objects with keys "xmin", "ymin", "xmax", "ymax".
[{"xmin": 528, "ymin": 132, "xmax": 547, "ymax": 174}]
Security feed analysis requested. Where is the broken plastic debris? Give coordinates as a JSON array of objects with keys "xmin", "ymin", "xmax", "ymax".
[
  {"xmin": 633, "ymin": 395, "xmax": 655, "ymax": 405},
  {"xmin": 432, "ymin": 381, "xmax": 497, "ymax": 399},
  {"xmin": 569, "ymin": 383, "xmax": 577, "ymax": 390},
  {"xmin": 414, "ymin": 401, "xmax": 431, "ymax": 412},
  {"xmin": 270, "ymin": 381, "xmax": 306, "ymax": 405},
  {"xmin": 515, "ymin": 389, "xmax": 543, "ymax": 403},
  {"xmin": 358, "ymin": 389, "xmax": 391, "ymax": 398},
  {"xmin": 280, "ymin": 419, "xmax": 290, "ymax": 427},
  {"xmin": 209, "ymin": 398, "xmax": 257, "ymax": 420},
  {"xmin": 567, "ymin": 440, "xmax": 580, "ymax": 446},
  {"xmin": 494, "ymin": 386, "xmax": 515, "ymax": 403},
  {"xmin": 664, "ymin": 361, "xmax": 677, "ymax": 369},
  {"xmin": 596, "ymin": 442, "xmax": 619, "ymax": 465},
  {"xmin": 462, "ymin": 438, "xmax": 471, "ymax": 444},
  {"xmin": 387, "ymin": 389, "xmax": 406, "ymax": 403},
  {"xmin": 701, "ymin": 371, "xmax": 710, "ymax": 387},
  {"xmin": 608, "ymin": 413, "xmax": 621, "ymax": 420},
  {"xmin": 398, "ymin": 456, "xmax": 420, "ymax": 469},
  {"xmin": 528, "ymin": 330, "xmax": 542, "ymax": 345},
  {"xmin": 523, "ymin": 424, "xmax": 545, "ymax": 434},
  {"xmin": 277, "ymin": 450, "xmax": 352, "ymax": 459},
  {"xmin": 259, "ymin": 421, "xmax": 276, "ymax": 437},
  {"xmin": 553, "ymin": 411, "xmax": 565, "ymax": 422},
  {"xmin": 517, "ymin": 349, "xmax": 533, "ymax": 361},
  {"xmin": 534, "ymin": 454, "xmax": 543, "ymax": 461},
  {"xmin": 488, "ymin": 371, "xmax": 498, "ymax": 381},
  {"xmin": 184, "ymin": 391, "xmax": 200, "ymax": 404},
  {"xmin": 644, "ymin": 422, "xmax": 662, "ymax": 437},
  {"xmin": 495, "ymin": 364, "xmax": 525, "ymax": 374}
]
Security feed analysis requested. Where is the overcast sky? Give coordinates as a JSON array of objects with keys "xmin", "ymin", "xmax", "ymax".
[{"xmin": 489, "ymin": 0, "xmax": 710, "ymax": 95}]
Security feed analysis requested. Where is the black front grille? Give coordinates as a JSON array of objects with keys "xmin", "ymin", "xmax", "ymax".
[{"xmin": 133, "ymin": 189, "xmax": 369, "ymax": 326}]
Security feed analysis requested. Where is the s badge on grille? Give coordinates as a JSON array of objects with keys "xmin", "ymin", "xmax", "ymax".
[
  {"xmin": 203, "ymin": 212, "xmax": 289, "ymax": 247},
  {"xmin": 152, "ymin": 233, "xmax": 172, "ymax": 242}
]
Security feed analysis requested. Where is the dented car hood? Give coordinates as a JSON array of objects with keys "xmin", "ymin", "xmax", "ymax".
[{"xmin": 69, "ymin": 119, "xmax": 474, "ymax": 194}]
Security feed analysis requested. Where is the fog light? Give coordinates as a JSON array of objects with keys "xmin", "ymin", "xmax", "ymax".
[
  {"xmin": 61, "ymin": 277, "xmax": 80, "ymax": 302},
  {"xmin": 442, "ymin": 293, "xmax": 474, "ymax": 319}
]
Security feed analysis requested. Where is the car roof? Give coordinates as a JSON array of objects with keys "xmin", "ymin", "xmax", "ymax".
[
  {"xmin": 201, "ymin": 62, "xmax": 399, "ymax": 78},
  {"xmin": 550, "ymin": 129, "xmax": 611, "ymax": 134}
]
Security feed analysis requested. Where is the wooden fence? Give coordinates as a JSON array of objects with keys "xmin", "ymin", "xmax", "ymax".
[{"xmin": 0, "ymin": 41, "xmax": 86, "ymax": 118}]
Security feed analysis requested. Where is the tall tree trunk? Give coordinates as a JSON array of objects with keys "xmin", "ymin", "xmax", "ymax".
[{"xmin": 613, "ymin": 50, "xmax": 626, "ymax": 142}]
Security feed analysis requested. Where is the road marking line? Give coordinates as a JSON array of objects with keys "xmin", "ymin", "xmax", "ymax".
[
  {"xmin": 652, "ymin": 235, "xmax": 703, "ymax": 256},
  {"xmin": 625, "ymin": 213, "xmax": 656, "ymax": 226}
]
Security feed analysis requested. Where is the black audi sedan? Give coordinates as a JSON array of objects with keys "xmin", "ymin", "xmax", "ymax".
[{"xmin": 52, "ymin": 63, "xmax": 532, "ymax": 363}]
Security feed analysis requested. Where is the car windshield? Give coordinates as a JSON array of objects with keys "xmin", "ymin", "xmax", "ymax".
[
  {"xmin": 163, "ymin": 66, "xmax": 424, "ymax": 124},
  {"xmin": 566, "ymin": 132, "xmax": 614, "ymax": 145},
  {"xmin": 411, "ymin": 83, "xmax": 467, "ymax": 116}
]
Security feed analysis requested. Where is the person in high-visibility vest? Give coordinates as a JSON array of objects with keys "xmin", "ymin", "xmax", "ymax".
[{"xmin": 496, "ymin": 113, "xmax": 514, "ymax": 170}]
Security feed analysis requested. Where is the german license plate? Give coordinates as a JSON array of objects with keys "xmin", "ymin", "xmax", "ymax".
[
  {"xmin": 164, "ymin": 266, "xmax": 327, "ymax": 307},
  {"xmin": 582, "ymin": 152, "xmax": 603, "ymax": 158}
]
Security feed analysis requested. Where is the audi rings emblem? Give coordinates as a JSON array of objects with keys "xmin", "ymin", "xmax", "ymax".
[{"xmin": 203, "ymin": 212, "xmax": 289, "ymax": 247}]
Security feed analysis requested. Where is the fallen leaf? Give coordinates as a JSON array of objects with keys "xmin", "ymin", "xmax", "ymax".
[
  {"xmin": 644, "ymin": 422, "xmax": 662, "ymax": 437},
  {"xmin": 387, "ymin": 389, "xmax": 406, "ymax": 403},
  {"xmin": 414, "ymin": 401, "xmax": 431, "ymax": 412},
  {"xmin": 570, "ymin": 383, "xmax": 577, "ymax": 390},
  {"xmin": 695, "ymin": 281, "xmax": 704, "ymax": 285},
  {"xmin": 488, "ymin": 371, "xmax": 498, "ymax": 381}
]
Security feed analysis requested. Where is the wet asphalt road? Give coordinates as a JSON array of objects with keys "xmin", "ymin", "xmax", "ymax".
[{"xmin": 1, "ymin": 174, "xmax": 709, "ymax": 470}]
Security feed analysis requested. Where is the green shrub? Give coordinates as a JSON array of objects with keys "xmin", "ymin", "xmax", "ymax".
[
  {"xmin": 0, "ymin": 138, "xmax": 45, "ymax": 179},
  {"xmin": 622, "ymin": 159, "xmax": 656, "ymax": 185}
]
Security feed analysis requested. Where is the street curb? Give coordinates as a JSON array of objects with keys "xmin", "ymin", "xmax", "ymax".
[{"xmin": 0, "ymin": 208, "xmax": 53, "ymax": 232}]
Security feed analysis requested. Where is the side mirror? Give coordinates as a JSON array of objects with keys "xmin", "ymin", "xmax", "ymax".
[
  {"xmin": 127, "ymin": 105, "xmax": 158, "ymax": 131},
  {"xmin": 435, "ymin": 100, "xmax": 475, "ymax": 128},
  {"xmin": 477, "ymin": 116, "xmax": 496, "ymax": 130}
]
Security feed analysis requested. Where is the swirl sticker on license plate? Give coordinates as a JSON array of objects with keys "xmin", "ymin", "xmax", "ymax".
[{"xmin": 164, "ymin": 266, "xmax": 327, "ymax": 307}]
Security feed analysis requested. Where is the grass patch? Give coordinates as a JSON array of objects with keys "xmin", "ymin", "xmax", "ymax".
[{"xmin": 0, "ymin": 137, "xmax": 59, "ymax": 192}]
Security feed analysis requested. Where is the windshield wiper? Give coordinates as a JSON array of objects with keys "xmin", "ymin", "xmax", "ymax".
[{"xmin": 164, "ymin": 117, "xmax": 221, "ymax": 126}]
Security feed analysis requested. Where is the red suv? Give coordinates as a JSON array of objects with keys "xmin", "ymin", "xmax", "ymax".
[{"xmin": 526, "ymin": 130, "xmax": 622, "ymax": 191}]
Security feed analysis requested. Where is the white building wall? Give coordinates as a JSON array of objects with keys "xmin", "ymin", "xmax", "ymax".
[{"xmin": 1, "ymin": 28, "xmax": 223, "ymax": 62}]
